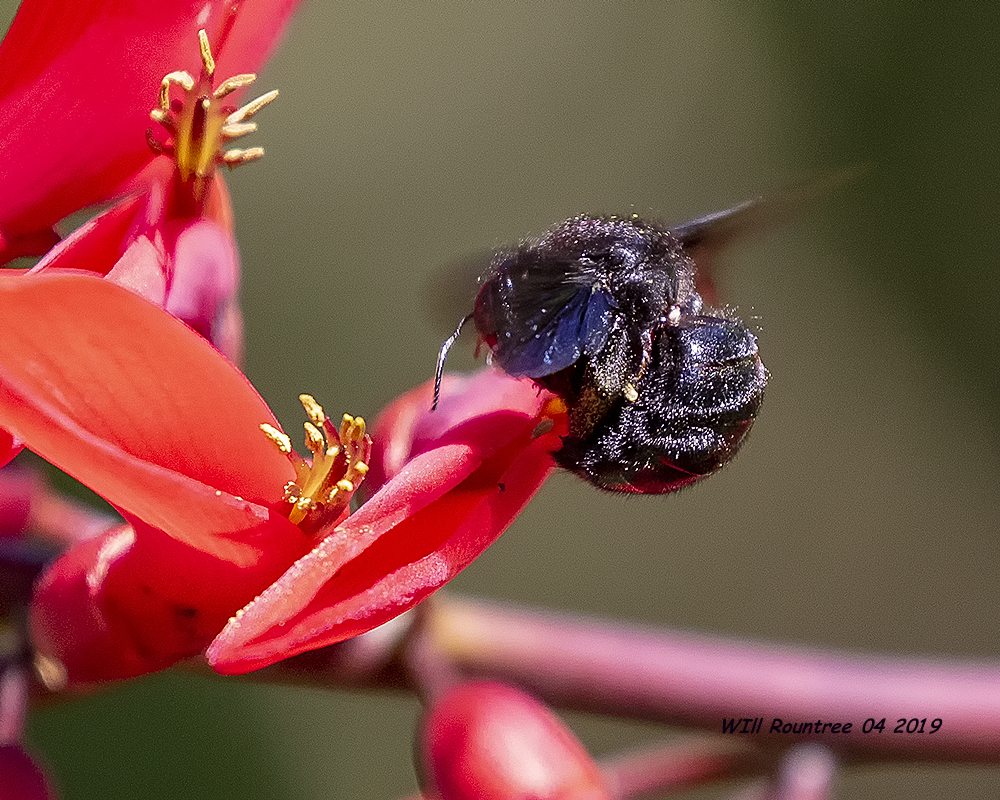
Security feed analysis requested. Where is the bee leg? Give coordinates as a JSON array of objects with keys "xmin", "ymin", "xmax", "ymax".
[{"xmin": 624, "ymin": 327, "xmax": 656, "ymax": 401}]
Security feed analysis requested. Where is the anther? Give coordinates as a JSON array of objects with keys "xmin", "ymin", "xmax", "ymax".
[
  {"xmin": 221, "ymin": 121, "xmax": 257, "ymax": 139},
  {"xmin": 304, "ymin": 422, "xmax": 325, "ymax": 454},
  {"xmin": 214, "ymin": 74, "xmax": 258, "ymax": 99},
  {"xmin": 300, "ymin": 394, "xmax": 326, "ymax": 427},
  {"xmin": 222, "ymin": 148, "xmax": 265, "ymax": 167},
  {"xmin": 158, "ymin": 71, "xmax": 195, "ymax": 111},
  {"xmin": 147, "ymin": 29, "xmax": 277, "ymax": 197},
  {"xmin": 260, "ymin": 395, "xmax": 372, "ymax": 533},
  {"xmin": 260, "ymin": 423, "xmax": 292, "ymax": 453},
  {"xmin": 146, "ymin": 129, "xmax": 167, "ymax": 155},
  {"xmin": 226, "ymin": 89, "xmax": 279, "ymax": 125},
  {"xmin": 198, "ymin": 29, "xmax": 216, "ymax": 77}
]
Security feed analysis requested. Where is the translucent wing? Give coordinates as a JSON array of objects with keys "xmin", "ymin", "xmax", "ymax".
[
  {"xmin": 672, "ymin": 169, "xmax": 861, "ymax": 305},
  {"xmin": 474, "ymin": 249, "xmax": 614, "ymax": 377},
  {"xmin": 670, "ymin": 198, "xmax": 762, "ymax": 307}
]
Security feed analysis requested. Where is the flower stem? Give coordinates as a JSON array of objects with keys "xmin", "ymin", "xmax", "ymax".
[
  {"xmin": 599, "ymin": 738, "xmax": 768, "ymax": 799},
  {"xmin": 427, "ymin": 596, "xmax": 1000, "ymax": 763},
  {"xmin": 242, "ymin": 592, "xmax": 1000, "ymax": 764}
]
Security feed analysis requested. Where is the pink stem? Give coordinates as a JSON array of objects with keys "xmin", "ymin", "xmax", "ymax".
[
  {"xmin": 235, "ymin": 592, "xmax": 1000, "ymax": 765},
  {"xmin": 426, "ymin": 596, "xmax": 1000, "ymax": 764},
  {"xmin": 600, "ymin": 738, "xmax": 767, "ymax": 799}
]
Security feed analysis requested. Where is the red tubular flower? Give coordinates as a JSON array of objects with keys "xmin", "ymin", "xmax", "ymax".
[
  {"xmin": 206, "ymin": 366, "xmax": 564, "ymax": 675},
  {"xmin": 0, "ymin": 0, "xmax": 296, "ymax": 253},
  {"xmin": 0, "ymin": 665, "xmax": 56, "ymax": 800},
  {"xmin": 26, "ymin": 161, "xmax": 246, "ymax": 359},
  {"xmin": 0, "ymin": 271, "xmax": 560, "ymax": 685},
  {"xmin": 418, "ymin": 681, "xmax": 611, "ymax": 800},
  {"xmin": 0, "ymin": 272, "xmax": 309, "ymax": 685},
  {"xmin": 0, "ymin": 0, "xmax": 298, "ymax": 358},
  {"xmin": 0, "ymin": 469, "xmax": 34, "ymax": 538}
]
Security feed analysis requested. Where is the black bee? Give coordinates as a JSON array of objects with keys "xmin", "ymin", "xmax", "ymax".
[{"xmin": 434, "ymin": 201, "xmax": 768, "ymax": 494}]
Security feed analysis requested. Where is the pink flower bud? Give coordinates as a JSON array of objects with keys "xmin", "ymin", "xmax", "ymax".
[{"xmin": 420, "ymin": 682, "xmax": 610, "ymax": 800}]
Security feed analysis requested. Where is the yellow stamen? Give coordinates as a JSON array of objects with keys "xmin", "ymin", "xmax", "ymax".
[
  {"xmin": 544, "ymin": 396, "xmax": 569, "ymax": 416},
  {"xmin": 214, "ymin": 73, "xmax": 258, "ymax": 99},
  {"xmin": 149, "ymin": 108, "xmax": 170, "ymax": 127},
  {"xmin": 260, "ymin": 395, "xmax": 373, "ymax": 532},
  {"xmin": 260, "ymin": 423, "xmax": 292, "ymax": 454},
  {"xmin": 304, "ymin": 422, "xmax": 325, "ymax": 454},
  {"xmin": 300, "ymin": 394, "xmax": 326, "ymax": 427},
  {"xmin": 532, "ymin": 395, "xmax": 570, "ymax": 439},
  {"xmin": 221, "ymin": 121, "xmax": 257, "ymax": 139},
  {"xmin": 226, "ymin": 89, "xmax": 279, "ymax": 125},
  {"xmin": 222, "ymin": 147, "xmax": 265, "ymax": 167},
  {"xmin": 158, "ymin": 71, "xmax": 195, "ymax": 111},
  {"xmin": 198, "ymin": 29, "xmax": 215, "ymax": 77},
  {"xmin": 147, "ymin": 29, "xmax": 277, "ymax": 202}
]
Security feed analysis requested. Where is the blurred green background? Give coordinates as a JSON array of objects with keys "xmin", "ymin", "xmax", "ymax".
[{"xmin": 3, "ymin": 2, "xmax": 999, "ymax": 798}]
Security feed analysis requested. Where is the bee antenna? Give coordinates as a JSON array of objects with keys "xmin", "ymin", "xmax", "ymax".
[{"xmin": 432, "ymin": 314, "xmax": 473, "ymax": 410}]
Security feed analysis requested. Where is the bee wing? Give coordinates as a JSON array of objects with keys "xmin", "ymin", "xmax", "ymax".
[
  {"xmin": 672, "ymin": 169, "xmax": 862, "ymax": 305},
  {"xmin": 423, "ymin": 248, "xmax": 495, "ymax": 334},
  {"xmin": 671, "ymin": 198, "xmax": 765, "ymax": 249},
  {"xmin": 670, "ymin": 198, "xmax": 764, "ymax": 307},
  {"xmin": 476, "ymin": 250, "xmax": 615, "ymax": 378}
]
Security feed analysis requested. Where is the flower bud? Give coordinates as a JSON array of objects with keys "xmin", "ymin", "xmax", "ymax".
[
  {"xmin": 0, "ymin": 745, "xmax": 57, "ymax": 800},
  {"xmin": 419, "ymin": 681, "xmax": 610, "ymax": 800}
]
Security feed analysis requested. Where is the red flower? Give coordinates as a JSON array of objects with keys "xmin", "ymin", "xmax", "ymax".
[
  {"xmin": 0, "ymin": 272, "xmax": 560, "ymax": 686},
  {"xmin": 0, "ymin": 0, "xmax": 299, "ymax": 464},
  {"xmin": 0, "ymin": 0, "xmax": 297, "ymax": 357},
  {"xmin": 0, "ymin": 0, "xmax": 295, "ymax": 254},
  {"xmin": 207, "ymin": 363, "xmax": 564, "ymax": 675},
  {"xmin": 1, "ymin": 272, "xmax": 305, "ymax": 684}
]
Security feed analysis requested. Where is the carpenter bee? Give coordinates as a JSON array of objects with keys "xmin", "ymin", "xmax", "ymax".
[{"xmin": 434, "ymin": 200, "xmax": 769, "ymax": 494}]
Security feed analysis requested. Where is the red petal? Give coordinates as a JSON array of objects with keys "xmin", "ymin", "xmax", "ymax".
[
  {"xmin": 0, "ymin": 468, "xmax": 36, "ymax": 537},
  {"xmin": 30, "ymin": 525, "xmax": 160, "ymax": 684},
  {"xmin": 0, "ymin": 0, "xmax": 300, "ymax": 247},
  {"xmin": 31, "ymin": 182, "xmax": 170, "ymax": 307},
  {"xmin": 207, "ymin": 370, "xmax": 560, "ymax": 674},
  {"xmin": 0, "ymin": 429, "xmax": 22, "ymax": 468},
  {"xmin": 164, "ymin": 219, "xmax": 241, "ymax": 346},
  {"xmin": 0, "ymin": 272, "xmax": 296, "ymax": 557},
  {"xmin": 31, "ymin": 514, "xmax": 311, "ymax": 686},
  {"xmin": 0, "ymin": 228, "xmax": 59, "ymax": 266},
  {"xmin": 31, "ymin": 164, "xmax": 244, "ymax": 360},
  {"xmin": 365, "ymin": 370, "xmax": 550, "ymax": 491},
  {"xmin": 29, "ymin": 192, "xmax": 145, "ymax": 277}
]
